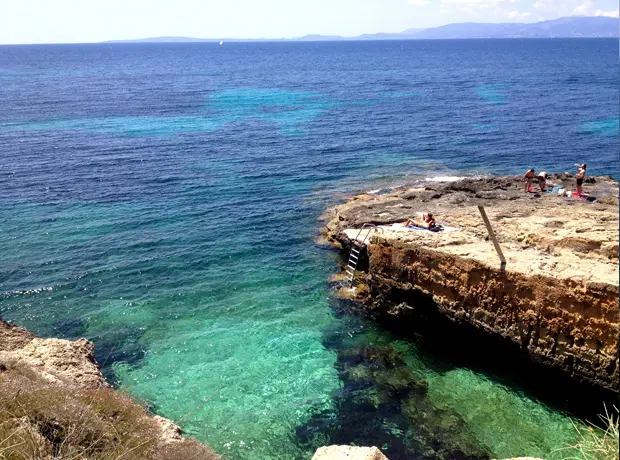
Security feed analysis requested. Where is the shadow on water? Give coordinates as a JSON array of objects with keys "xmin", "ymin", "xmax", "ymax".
[
  {"xmin": 295, "ymin": 268, "xmax": 617, "ymax": 459},
  {"xmin": 375, "ymin": 287, "xmax": 618, "ymax": 424},
  {"xmin": 51, "ymin": 314, "xmax": 147, "ymax": 384},
  {"xmin": 295, "ymin": 296, "xmax": 492, "ymax": 460},
  {"xmin": 93, "ymin": 331, "xmax": 147, "ymax": 384},
  {"xmin": 52, "ymin": 316, "xmax": 88, "ymax": 339}
]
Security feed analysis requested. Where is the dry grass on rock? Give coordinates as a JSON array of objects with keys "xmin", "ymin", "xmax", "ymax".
[
  {"xmin": 564, "ymin": 406, "xmax": 619, "ymax": 460},
  {"xmin": 0, "ymin": 358, "xmax": 220, "ymax": 460}
]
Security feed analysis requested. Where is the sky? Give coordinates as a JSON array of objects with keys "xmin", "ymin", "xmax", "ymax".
[{"xmin": 0, "ymin": 0, "xmax": 618, "ymax": 44}]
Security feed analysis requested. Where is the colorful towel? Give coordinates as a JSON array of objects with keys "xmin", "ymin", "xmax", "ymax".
[
  {"xmin": 382, "ymin": 223, "xmax": 459, "ymax": 233},
  {"xmin": 406, "ymin": 225, "xmax": 439, "ymax": 232}
]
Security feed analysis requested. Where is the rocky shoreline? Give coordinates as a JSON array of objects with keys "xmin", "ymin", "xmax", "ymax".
[
  {"xmin": 0, "ymin": 317, "xmax": 219, "ymax": 459},
  {"xmin": 321, "ymin": 175, "xmax": 619, "ymax": 396},
  {"xmin": 1, "ymin": 174, "xmax": 616, "ymax": 459}
]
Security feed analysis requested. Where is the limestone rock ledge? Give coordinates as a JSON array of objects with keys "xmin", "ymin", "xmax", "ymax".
[
  {"xmin": 322, "ymin": 175, "xmax": 619, "ymax": 394},
  {"xmin": 0, "ymin": 320, "xmax": 108, "ymax": 389}
]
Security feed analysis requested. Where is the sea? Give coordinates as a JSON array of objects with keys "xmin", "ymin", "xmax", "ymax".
[{"xmin": 0, "ymin": 39, "xmax": 618, "ymax": 460}]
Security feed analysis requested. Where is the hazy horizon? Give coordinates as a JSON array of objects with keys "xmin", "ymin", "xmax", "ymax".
[{"xmin": 1, "ymin": 0, "xmax": 619, "ymax": 45}]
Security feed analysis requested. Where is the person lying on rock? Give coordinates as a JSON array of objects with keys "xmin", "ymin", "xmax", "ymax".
[
  {"xmin": 404, "ymin": 213, "xmax": 436, "ymax": 229},
  {"xmin": 537, "ymin": 171, "xmax": 548, "ymax": 192},
  {"xmin": 523, "ymin": 168, "xmax": 535, "ymax": 192}
]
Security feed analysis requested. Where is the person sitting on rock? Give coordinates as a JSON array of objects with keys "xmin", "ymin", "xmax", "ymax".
[
  {"xmin": 576, "ymin": 163, "xmax": 587, "ymax": 196},
  {"xmin": 404, "ymin": 213, "xmax": 436, "ymax": 229},
  {"xmin": 537, "ymin": 171, "xmax": 548, "ymax": 192},
  {"xmin": 523, "ymin": 168, "xmax": 535, "ymax": 192}
]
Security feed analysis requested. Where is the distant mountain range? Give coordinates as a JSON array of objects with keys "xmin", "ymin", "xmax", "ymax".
[
  {"xmin": 407, "ymin": 16, "xmax": 619, "ymax": 39},
  {"xmin": 106, "ymin": 16, "xmax": 619, "ymax": 43}
]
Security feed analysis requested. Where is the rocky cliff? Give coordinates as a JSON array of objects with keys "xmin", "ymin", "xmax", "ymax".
[{"xmin": 322, "ymin": 175, "xmax": 619, "ymax": 394}]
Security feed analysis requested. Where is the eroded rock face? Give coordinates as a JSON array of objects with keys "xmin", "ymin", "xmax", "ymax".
[
  {"xmin": 313, "ymin": 445, "xmax": 389, "ymax": 460},
  {"xmin": 367, "ymin": 240, "xmax": 618, "ymax": 391},
  {"xmin": 0, "ymin": 318, "xmax": 107, "ymax": 389},
  {"xmin": 323, "ymin": 176, "xmax": 619, "ymax": 393},
  {"xmin": 0, "ymin": 318, "xmax": 35, "ymax": 351}
]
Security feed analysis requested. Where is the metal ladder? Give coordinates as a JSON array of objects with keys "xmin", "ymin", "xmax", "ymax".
[{"xmin": 345, "ymin": 224, "xmax": 377, "ymax": 287}]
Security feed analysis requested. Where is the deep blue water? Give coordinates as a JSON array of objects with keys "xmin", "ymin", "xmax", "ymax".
[{"xmin": 0, "ymin": 39, "xmax": 618, "ymax": 459}]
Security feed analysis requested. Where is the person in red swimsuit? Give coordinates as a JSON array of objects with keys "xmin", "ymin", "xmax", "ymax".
[{"xmin": 523, "ymin": 168, "xmax": 535, "ymax": 193}]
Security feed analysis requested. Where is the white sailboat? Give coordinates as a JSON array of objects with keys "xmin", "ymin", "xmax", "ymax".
[{"xmin": 219, "ymin": 39, "xmax": 224, "ymax": 46}]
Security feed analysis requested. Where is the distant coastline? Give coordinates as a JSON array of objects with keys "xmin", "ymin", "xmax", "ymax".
[{"xmin": 105, "ymin": 16, "xmax": 618, "ymax": 43}]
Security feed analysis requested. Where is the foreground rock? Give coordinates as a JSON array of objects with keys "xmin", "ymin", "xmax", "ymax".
[
  {"xmin": 313, "ymin": 445, "xmax": 389, "ymax": 460},
  {"xmin": 0, "ymin": 319, "xmax": 108, "ymax": 389},
  {"xmin": 322, "ymin": 175, "xmax": 619, "ymax": 393},
  {"xmin": 0, "ymin": 317, "xmax": 219, "ymax": 459}
]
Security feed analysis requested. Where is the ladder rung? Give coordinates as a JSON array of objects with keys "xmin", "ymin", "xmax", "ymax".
[{"xmin": 349, "ymin": 255, "xmax": 358, "ymax": 261}]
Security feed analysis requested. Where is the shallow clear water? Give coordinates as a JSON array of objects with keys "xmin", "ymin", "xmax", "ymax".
[{"xmin": 0, "ymin": 39, "xmax": 618, "ymax": 459}]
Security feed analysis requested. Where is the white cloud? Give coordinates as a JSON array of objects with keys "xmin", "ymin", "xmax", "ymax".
[
  {"xmin": 432, "ymin": 0, "xmax": 616, "ymax": 20},
  {"xmin": 441, "ymin": 0, "xmax": 502, "ymax": 4},
  {"xmin": 408, "ymin": 0, "xmax": 431, "ymax": 5},
  {"xmin": 507, "ymin": 9, "xmax": 532, "ymax": 18},
  {"xmin": 458, "ymin": 6, "xmax": 481, "ymax": 16},
  {"xmin": 572, "ymin": 0, "xmax": 619, "ymax": 16},
  {"xmin": 438, "ymin": 0, "xmax": 522, "ymax": 13},
  {"xmin": 594, "ymin": 8, "xmax": 619, "ymax": 17},
  {"xmin": 572, "ymin": 1, "xmax": 593, "ymax": 15}
]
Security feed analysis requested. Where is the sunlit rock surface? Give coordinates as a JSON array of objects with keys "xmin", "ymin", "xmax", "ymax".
[
  {"xmin": 322, "ymin": 175, "xmax": 619, "ymax": 393},
  {"xmin": 313, "ymin": 445, "xmax": 389, "ymax": 460}
]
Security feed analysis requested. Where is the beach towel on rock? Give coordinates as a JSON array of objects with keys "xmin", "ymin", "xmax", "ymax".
[{"xmin": 407, "ymin": 225, "xmax": 442, "ymax": 232}]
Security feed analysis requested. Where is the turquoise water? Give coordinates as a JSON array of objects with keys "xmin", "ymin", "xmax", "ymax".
[
  {"xmin": 579, "ymin": 118, "xmax": 619, "ymax": 137},
  {"xmin": 1, "ymin": 40, "xmax": 618, "ymax": 459},
  {"xmin": 476, "ymin": 84, "xmax": 511, "ymax": 105},
  {"xmin": 305, "ymin": 326, "xmax": 585, "ymax": 459}
]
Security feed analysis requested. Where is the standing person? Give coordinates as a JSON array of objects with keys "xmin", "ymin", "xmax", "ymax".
[
  {"xmin": 576, "ymin": 163, "xmax": 587, "ymax": 196},
  {"xmin": 538, "ymin": 171, "xmax": 548, "ymax": 192},
  {"xmin": 523, "ymin": 168, "xmax": 535, "ymax": 193}
]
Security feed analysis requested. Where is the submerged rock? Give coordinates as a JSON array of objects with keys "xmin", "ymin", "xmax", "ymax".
[
  {"xmin": 313, "ymin": 445, "xmax": 389, "ymax": 459},
  {"xmin": 297, "ymin": 332, "xmax": 490, "ymax": 459}
]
